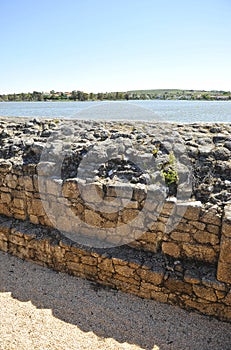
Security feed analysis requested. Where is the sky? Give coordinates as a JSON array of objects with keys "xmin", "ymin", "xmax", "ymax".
[{"xmin": 0, "ymin": 0, "xmax": 231, "ymax": 94}]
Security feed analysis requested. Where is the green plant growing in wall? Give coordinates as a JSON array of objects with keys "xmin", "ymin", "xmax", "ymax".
[
  {"xmin": 161, "ymin": 151, "xmax": 179, "ymax": 190},
  {"xmin": 162, "ymin": 167, "xmax": 179, "ymax": 185}
]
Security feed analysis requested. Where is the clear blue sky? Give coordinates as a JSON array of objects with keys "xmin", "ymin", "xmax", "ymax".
[{"xmin": 0, "ymin": 0, "xmax": 231, "ymax": 93}]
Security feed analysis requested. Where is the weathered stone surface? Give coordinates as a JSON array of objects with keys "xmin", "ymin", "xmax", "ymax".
[
  {"xmin": 162, "ymin": 242, "xmax": 181, "ymax": 258},
  {"xmin": 218, "ymin": 236, "xmax": 231, "ymax": 263},
  {"xmin": 13, "ymin": 198, "xmax": 25, "ymax": 210},
  {"xmin": 0, "ymin": 204, "xmax": 11, "ymax": 217},
  {"xmin": 191, "ymin": 221, "xmax": 206, "ymax": 230},
  {"xmin": 114, "ymin": 265, "xmax": 136, "ymax": 278},
  {"xmin": 1, "ymin": 193, "xmax": 11, "ymax": 204},
  {"xmin": 45, "ymin": 178, "xmax": 62, "ymax": 196},
  {"xmin": 121, "ymin": 208, "xmax": 139, "ymax": 224},
  {"xmin": 217, "ymin": 262, "xmax": 231, "ymax": 284},
  {"xmin": 98, "ymin": 258, "xmax": 115, "ymax": 272},
  {"xmin": 223, "ymin": 291, "xmax": 231, "ymax": 306},
  {"xmin": 62, "ymin": 179, "xmax": 80, "ymax": 198},
  {"xmin": 164, "ymin": 276, "xmax": 192, "ymax": 295},
  {"xmin": 200, "ymin": 207, "xmax": 221, "ymax": 226},
  {"xmin": 193, "ymin": 285, "xmax": 217, "ymax": 302},
  {"xmin": 176, "ymin": 201, "xmax": 202, "ymax": 221},
  {"xmin": 84, "ymin": 209, "xmax": 104, "ymax": 227},
  {"xmin": 65, "ymin": 252, "xmax": 80, "ymax": 263},
  {"xmin": 28, "ymin": 199, "xmax": 46, "ymax": 217},
  {"xmin": 193, "ymin": 231, "xmax": 219, "ymax": 245},
  {"xmin": 170, "ymin": 231, "xmax": 191, "ymax": 242},
  {"xmin": 184, "ymin": 270, "xmax": 200, "ymax": 284},
  {"xmin": 182, "ymin": 243, "xmax": 216, "ymax": 263},
  {"xmin": 137, "ymin": 268, "xmax": 164, "ymax": 285},
  {"xmin": 81, "ymin": 255, "xmax": 97, "ymax": 266},
  {"xmin": 213, "ymin": 147, "xmax": 230, "ymax": 160},
  {"xmin": 0, "ymin": 160, "xmax": 12, "ymax": 173},
  {"xmin": 207, "ymin": 224, "xmax": 220, "ymax": 235},
  {"xmin": 23, "ymin": 176, "xmax": 34, "ymax": 192}
]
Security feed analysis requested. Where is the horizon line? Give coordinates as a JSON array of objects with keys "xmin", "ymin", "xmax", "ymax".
[{"xmin": 1, "ymin": 88, "xmax": 231, "ymax": 95}]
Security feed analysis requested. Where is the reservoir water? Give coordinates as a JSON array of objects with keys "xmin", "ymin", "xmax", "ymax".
[{"xmin": 0, "ymin": 100, "xmax": 230, "ymax": 123}]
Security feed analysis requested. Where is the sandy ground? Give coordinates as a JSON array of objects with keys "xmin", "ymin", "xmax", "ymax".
[{"xmin": 0, "ymin": 251, "xmax": 231, "ymax": 350}]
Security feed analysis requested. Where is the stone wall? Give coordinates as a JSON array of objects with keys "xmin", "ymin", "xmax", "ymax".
[
  {"xmin": 0, "ymin": 164, "xmax": 223, "ymax": 264},
  {"xmin": 0, "ymin": 214, "xmax": 231, "ymax": 322},
  {"xmin": 0, "ymin": 118, "xmax": 231, "ymax": 322}
]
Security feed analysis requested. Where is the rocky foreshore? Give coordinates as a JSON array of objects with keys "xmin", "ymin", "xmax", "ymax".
[{"xmin": 0, "ymin": 117, "xmax": 230, "ymax": 209}]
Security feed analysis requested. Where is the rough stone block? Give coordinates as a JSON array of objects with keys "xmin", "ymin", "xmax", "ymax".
[
  {"xmin": 0, "ymin": 240, "xmax": 8, "ymax": 251},
  {"xmin": 28, "ymin": 199, "xmax": 46, "ymax": 217},
  {"xmin": 23, "ymin": 176, "xmax": 34, "ymax": 192},
  {"xmin": 170, "ymin": 231, "xmax": 192, "ymax": 242},
  {"xmin": 0, "ymin": 204, "xmax": 11, "ymax": 217},
  {"xmin": 98, "ymin": 258, "xmax": 115, "ymax": 272},
  {"xmin": 1, "ymin": 192, "xmax": 11, "ymax": 204},
  {"xmin": 182, "ymin": 243, "xmax": 216, "ymax": 263},
  {"xmin": 176, "ymin": 201, "xmax": 202, "ymax": 221},
  {"xmin": 84, "ymin": 209, "xmax": 104, "ymax": 227},
  {"xmin": 121, "ymin": 208, "xmax": 139, "ymax": 224},
  {"xmin": 207, "ymin": 224, "xmax": 220, "ymax": 235},
  {"xmin": 218, "ymin": 236, "xmax": 231, "ymax": 263},
  {"xmin": 137, "ymin": 268, "xmax": 164, "ymax": 285},
  {"xmin": 65, "ymin": 252, "xmax": 80, "ymax": 263},
  {"xmin": 200, "ymin": 206, "xmax": 221, "ymax": 226},
  {"xmin": 164, "ymin": 276, "xmax": 192, "ymax": 295},
  {"xmin": 193, "ymin": 231, "xmax": 219, "ymax": 245},
  {"xmin": 114, "ymin": 264, "xmax": 136, "ymax": 278},
  {"xmin": 193, "ymin": 285, "xmax": 217, "ymax": 302},
  {"xmin": 217, "ymin": 262, "xmax": 231, "ymax": 284},
  {"xmin": 46, "ymin": 178, "xmax": 62, "ymax": 196},
  {"xmin": 13, "ymin": 198, "xmax": 25, "ymax": 210},
  {"xmin": 81, "ymin": 255, "xmax": 97, "ymax": 266},
  {"xmin": 162, "ymin": 242, "xmax": 181, "ymax": 258},
  {"xmin": 62, "ymin": 179, "xmax": 80, "ymax": 199}
]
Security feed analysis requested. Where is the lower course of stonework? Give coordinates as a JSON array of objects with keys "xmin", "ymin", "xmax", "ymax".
[{"xmin": 0, "ymin": 214, "xmax": 231, "ymax": 323}]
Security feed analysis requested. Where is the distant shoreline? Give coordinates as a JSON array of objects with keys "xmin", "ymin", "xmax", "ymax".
[{"xmin": 1, "ymin": 89, "xmax": 230, "ymax": 102}]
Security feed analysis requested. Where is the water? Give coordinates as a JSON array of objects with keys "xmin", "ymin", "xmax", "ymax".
[{"xmin": 0, "ymin": 100, "xmax": 230, "ymax": 123}]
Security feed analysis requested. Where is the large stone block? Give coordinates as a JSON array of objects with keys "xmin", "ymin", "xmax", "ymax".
[
  {"xmin": 182, "ymin": 243, "xmax": 216, "ymax": 263},
  {"xmin": 114, "ymin": 264, "xmax": 136, "ymax": 278},
  {"xmin": 193, "ymin": 285, "xmax": 217, "ymax": 302},
  {"xmin": 28, "ymin": 199, "xmax": 46, "ymax": 217},
  {"xmin": 217, "ymin": 262, "xmax": 231, "ymax": 284},
  {"xmin": 84, "ymin": 209, "xmax": 104, "ymax": 227},
  {"xmin": 164, "ymin": 276, "xmax": 192, "ymax": 295},
  {"xmin": 218, "ymin": 236, "xmax": 231, "ymax": 263},
  {"xmin": 170, "ymin": 231, "xmax": 192, "ymax": 242},
  {"xmin": 23, "ymin": 176, "xmax": 34, "ymax": 192},
  {"xmin": 176, "ymin": 201, "xmax": 202, "ymax": 221},
  {"xmin": 1, "ymin": 192, "xmax": 11, "ymax": 204},
  {"xmin": 200, "ymin": 206, "xmax": 221, "ymax": 226},
  {"xmin": 162, "ymin": 241, "xmax": 181, "ymax": 258},
  {"xmin": 193, "ymin": 231, "xmax": 219, "ymax": 245},
  {"xmin": 137, "ymin": 268, "xmax": 164, "ymax": 285},
  {"xmin": 62, "ymin": 179, "xmax": 80, "ymax": 199}
]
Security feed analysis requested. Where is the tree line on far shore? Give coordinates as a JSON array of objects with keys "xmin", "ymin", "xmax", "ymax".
[{"xmin": 1, "ymin": 89, "xmax": 230, "ymax": 102}]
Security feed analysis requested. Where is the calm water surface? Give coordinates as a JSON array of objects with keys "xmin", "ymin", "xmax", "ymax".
[{"xmin": 0, "ymin": 100, "xmax": 230, "ymax": 123}]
